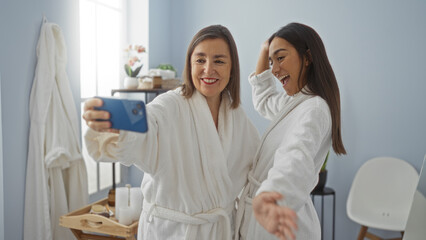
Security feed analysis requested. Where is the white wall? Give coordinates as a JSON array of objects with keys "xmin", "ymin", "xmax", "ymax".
[
  {"xmin": 126, "ymin": 0, "xmax": 167, "ymax": 188},
  {"xmin": 0, "ymin": 0, "xmax": 80, "ymax": 239},
  {"xmin": 166, "ymin": 0, "xmax": 426, "ymax": 239}
]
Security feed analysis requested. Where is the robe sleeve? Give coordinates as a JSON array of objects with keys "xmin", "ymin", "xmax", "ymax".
[
  {"xmin": 255, "ymin": 100, "xmax": 331, "ymax": 211},
  {"xmin": 84, "ymin": 92, "xmax": 180, "ymax": 174},
  {"xmin": 248, "ymin": 69, "xmax": 293, "ymax": 120}
]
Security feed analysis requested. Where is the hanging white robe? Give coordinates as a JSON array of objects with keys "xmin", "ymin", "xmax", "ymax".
[
  {"xmin": 85, "ymin": 88, "xmax": 260, "ymax": 240},
  {"xmin": 24, "ymin": 17, "xmax": 88, "ymax": 240},
  {"xmin": 235, "ymin": 70, "xmax": 332, "ymax": 240}
]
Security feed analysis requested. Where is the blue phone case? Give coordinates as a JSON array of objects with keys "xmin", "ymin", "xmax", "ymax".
[{"xmin": 94, "ymin": 97, "xmax": 148, "ymax": 133}]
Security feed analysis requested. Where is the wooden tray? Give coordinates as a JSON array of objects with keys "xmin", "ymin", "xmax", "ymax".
[{"xmin": 60, "ymin": 198, "xmax": 138, "ymax": 240}]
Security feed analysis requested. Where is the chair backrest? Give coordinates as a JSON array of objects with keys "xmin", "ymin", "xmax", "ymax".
[
  {"xmin": 347, "ymin": 157, "xmax": 419, "ymax": 231},
  {"xmin": 403, "ymin": 154, "xmax": 426, "ymax": 240}
]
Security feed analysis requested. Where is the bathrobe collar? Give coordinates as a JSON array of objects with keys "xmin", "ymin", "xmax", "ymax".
[{"xmin": 188, "ymin": 89, "xmax": 233, "ymax": 204}]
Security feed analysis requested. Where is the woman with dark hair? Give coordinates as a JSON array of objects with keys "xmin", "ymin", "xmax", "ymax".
[
  {"xmin": 82, "ymin": 25, "xmax": 265, "ymax": 240},
  {"xmin": 235, "ymin": 22, "xmax": 346, "ymax": 240}
]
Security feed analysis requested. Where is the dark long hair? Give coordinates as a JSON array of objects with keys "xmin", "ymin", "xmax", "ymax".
[
  {"xmin": 269, "ymin": 23, "xmax": 346, "ymax": 154},
  {"xmin": 181, "ymin": 25, "xmax": 240, "ymax": 108}
]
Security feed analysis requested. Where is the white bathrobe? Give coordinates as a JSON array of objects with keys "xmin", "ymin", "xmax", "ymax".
[
  {"xmin": 235, "ymin": 70, "xmax": 332, "ymax": 240},
  {"xmin": 24, "ymin": 18, "xmax": 88, "ymax": 240},
  {"xmin": 85, "ymin": 88, "xmax": 260, "ymax": 240}
]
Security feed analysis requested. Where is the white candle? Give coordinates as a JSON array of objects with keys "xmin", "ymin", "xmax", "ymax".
[
  {"xmin": 115, "ymin": 184, "xmax": 132, "ymax": 221},
  {"xmin": 115, "ymin": 187, "xmax": 128, "ymax": 220},
  {"xmin": 118, "ymin": 206, "xmax": 133, "ymax": 225},
  {"xmin": 130, "ymin": 187, "xmax": 143, "ymax": 221}
]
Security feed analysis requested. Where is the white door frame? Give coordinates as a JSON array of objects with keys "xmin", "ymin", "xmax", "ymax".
[{"xmin": 0, "ymin": 72, "xmax": 4, "ymax": 240}]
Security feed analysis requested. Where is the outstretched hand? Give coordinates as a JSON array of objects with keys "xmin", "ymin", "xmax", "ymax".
[{"xmin": 252, "ymin": 192, "xmax": 298, "ymax": 240}]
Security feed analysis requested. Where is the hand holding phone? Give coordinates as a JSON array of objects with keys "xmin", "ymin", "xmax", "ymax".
[{"xmin": 94, "ymin": 97, "xmax": 148, "ymax": 133}]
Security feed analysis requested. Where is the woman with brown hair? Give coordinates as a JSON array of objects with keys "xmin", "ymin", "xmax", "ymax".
[
  {"xmin": 235, "ymin": 22, "xmax": 346, "ymax": 240},
  {"xmin": 82, "ymin": 25, "xmax": 266, "ymax": 240}
]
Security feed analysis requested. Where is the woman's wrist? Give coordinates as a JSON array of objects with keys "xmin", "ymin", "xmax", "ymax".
[{"xmin": 255, "ymin": 42, "xmax": 270, "ymax": 75}]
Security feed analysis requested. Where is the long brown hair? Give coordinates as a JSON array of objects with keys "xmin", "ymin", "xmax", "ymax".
[
  {"xmin": 181, "ymin": 25, "xmax": 240, "ymax": 108},
  {"xmin": 269, "ymin": 23, "xmax": 346, "ymax": 154}
]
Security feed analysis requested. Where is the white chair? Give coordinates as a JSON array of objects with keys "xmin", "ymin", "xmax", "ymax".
[
  {"xmin": 347, "ymin": 157, "xmax": 419, "ymax": 240},
  {"xmin": 402, "ymin": 154, "xmax": 426, "ymax": 240}
]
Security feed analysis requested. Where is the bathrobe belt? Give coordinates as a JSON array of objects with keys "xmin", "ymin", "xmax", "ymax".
[
  {"xmin": 244, "ymin": 174, "xmax": 261, "ymax": 205},
  {"xmin": 143, "ymin": 199, "xmax": 233, "ymax": 240},
  {"xmin": 233, "ymin": 173, "xmax": 261, "ymax": 240}
]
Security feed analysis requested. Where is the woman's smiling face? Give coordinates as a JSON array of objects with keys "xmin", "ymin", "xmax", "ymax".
[
  {"xmin": 191, "ymin": 38, "xmax": 231, "ymax": 102},
  {"xmin": 269, "ymin": 37, "xmax": 308, "ymax": 96}
]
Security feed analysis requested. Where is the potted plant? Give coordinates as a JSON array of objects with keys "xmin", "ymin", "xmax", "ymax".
[
  {"xmin": 313, "ymin": 150, "xmax": 330, "ymax": 192},
  {"xmin": 123, "ymin": 44, "xmax": 146, "ymax": 89}
]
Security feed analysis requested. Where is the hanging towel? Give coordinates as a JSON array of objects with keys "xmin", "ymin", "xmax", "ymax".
[{"xmin": 24, "ymin": 17, "xmax": 88, "ymax": 240}]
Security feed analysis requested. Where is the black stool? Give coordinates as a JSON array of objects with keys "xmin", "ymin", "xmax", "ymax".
[{"xmin": 311, "ymin": 187, "xmax": 335, "ymax": 240}]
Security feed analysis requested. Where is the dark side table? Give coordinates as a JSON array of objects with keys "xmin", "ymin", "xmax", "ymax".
[{"xmin": 311, "ymin": 187, "xmax": 335, "ymax": 240}]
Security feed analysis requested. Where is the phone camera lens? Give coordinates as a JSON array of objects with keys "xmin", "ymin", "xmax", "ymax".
[
  {"xmin": 136, "ymin": 103, "xmax": 143, "ymax": 109},
  {"xmin": 132, "ymin": 109, "xmax": 138, "ymax": 115}
]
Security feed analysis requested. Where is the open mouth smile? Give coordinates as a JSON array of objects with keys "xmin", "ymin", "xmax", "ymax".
[
  {"xmin": 278, "ymin": 74, "xmax": 290, "ymax": 86},
  {"xmin": 201, "ymin": 77, "xmax": 219, "ymax": 85}
]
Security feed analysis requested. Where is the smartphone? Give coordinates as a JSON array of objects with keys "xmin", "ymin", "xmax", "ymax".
[{"xmin": 94, "ymin": 97, "xmax": 148, "ymax": 133}]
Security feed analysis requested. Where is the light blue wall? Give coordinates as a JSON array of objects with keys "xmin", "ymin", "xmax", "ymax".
[
  {"xmin": 1, "ymin": 0, "xmax": 425, "ymax": 239},
  {"xmin": 148, "ymin": 0, "xmax": 173, "ymax": 69},
  {"xmin": 165, "ymin": 0, "xmax": 426, "ymax": 239},
  {"xmin": 0, "ymin": 0, "xmax": 80, "ymax": 239}
]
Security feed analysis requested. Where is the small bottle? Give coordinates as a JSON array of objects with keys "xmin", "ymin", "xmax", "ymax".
[{"xmin": 108, "ymin": 188, "xmax": 115, "ymax": 207}]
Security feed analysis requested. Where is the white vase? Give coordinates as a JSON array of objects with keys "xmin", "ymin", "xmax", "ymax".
[{"xmin": 124, "ymin": 77, "xmax": 138, "ymax": 89}]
